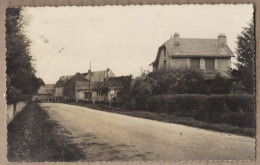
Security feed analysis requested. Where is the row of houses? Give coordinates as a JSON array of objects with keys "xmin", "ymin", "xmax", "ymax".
[
  {"xmin": 34, "ymin": 33, "xmax": 234, "ymax": 102},
  {"xmin": 34, "ymin": 68, "xmax": 132, "ymax": 103}
]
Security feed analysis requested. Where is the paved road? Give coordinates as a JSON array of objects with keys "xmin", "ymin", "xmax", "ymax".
[{"xmin": 40, "ymin": 103, "xmax": 255, "ymax": 161}]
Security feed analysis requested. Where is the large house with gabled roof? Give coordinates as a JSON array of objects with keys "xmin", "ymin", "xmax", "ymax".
[{"xmin": 150, "ymin": 33, "xmax": 235, "ymax": 79}]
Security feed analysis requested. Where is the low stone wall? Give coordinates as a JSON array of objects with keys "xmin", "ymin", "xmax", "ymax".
[{"xmin": 6, "ymin": 102, "xmax": 26, "ymax": 124}]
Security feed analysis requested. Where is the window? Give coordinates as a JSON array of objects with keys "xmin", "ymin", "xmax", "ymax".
[
  {"xmin": 85, "ymin": 92, "xmax": 92, "ymax": 99},
  {"xmin": 205, "ymin": 58, "xmax": 215, "ymax": 70},
  {"xmin": 190, "ymin": 58, "xmax": 200, "ymax": 70},
  {"xmin": 164, "ymin": 60, "xmax": 167, "ymax": 69}
]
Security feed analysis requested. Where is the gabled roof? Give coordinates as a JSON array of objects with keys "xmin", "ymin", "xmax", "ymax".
[
  {"xmin": 162, "ymin": 38, "xmax": 234, "ymax": 57},
  {"xmin": 55, "ymin": 75, "xmax": 74, "ymax": 87},
  {"xmin": 82, "ymin": 69, "xmax": 116, "ymax": 82},
  {"xmin": 150, "ymin": 36, "xmax": 234, "ymax": 66}
]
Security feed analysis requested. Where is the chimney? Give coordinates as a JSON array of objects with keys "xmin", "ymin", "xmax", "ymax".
[
  {"xmin": 174, "ymin": 32, "xmax": 180, "ymax": 46},
  {"xmin": 218, "ymin": 34, "xmax": 227, "ymax": 47}
]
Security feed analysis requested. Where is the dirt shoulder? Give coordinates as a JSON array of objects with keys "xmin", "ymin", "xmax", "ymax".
[
  {"xmin": 7, "ymin": 103, "xmax": 85, "ymax": 162},
  {"xmin": 69, "ymin": 102, "xmax": 255, "ymax": 137}
]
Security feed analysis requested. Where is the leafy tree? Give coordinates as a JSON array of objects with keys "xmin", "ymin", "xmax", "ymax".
[
  {"xmin": 229, "ymin": 21, "xmax": 255, "ymax": 94},
  {"xmin": 130, "ymin": 74, "xmax": 156, "ymax": 110},
  {"xmin": 148, "ymin": 70, "xmax": 208, "ymax": 95},
  {"xmin": 131, "ymin": 74, "xmax": 156, "ymax": 98},
  {"xmin": 6, "ymin": 8, "xmax": 44, "ymax": 109}
]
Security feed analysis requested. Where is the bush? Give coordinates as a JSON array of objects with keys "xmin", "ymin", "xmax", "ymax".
[{"xmin": 147, "ymin": 94, "xmax": 255, "ymax": 128}]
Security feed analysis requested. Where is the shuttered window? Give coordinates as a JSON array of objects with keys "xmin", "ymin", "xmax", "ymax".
[{"xmin": 205, "ymin": 58, "xmax": 215, "ymax": 69}]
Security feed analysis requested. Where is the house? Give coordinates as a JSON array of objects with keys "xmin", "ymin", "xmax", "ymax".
[
  {"xmin": 55, "ymin": 68, "xmax": 116, "ymax": 102},
  {"xmin": 75, "ymin": 68, "xmax": 116, "ymax": 102},
  {"xmin": 54, "ymin": 75, "xmax": 73, "ymax": 97},
  {"xmin": 82, "ymin": 68, "xmax": 116, "ymax": 82},
  {"xmin": 33, "ymin": 84, "xmax": 55, "ymax": 102},
  {"xmin": 150, "ymin": 33, "xmax": 235, "ymax": 79},
  {"xmin": 54, "ymin": 73, "xmax": 88, "ymax": 100},
  {"xmin": 75, "ymin": 81, "xmax": 97, "ymax": 102}
]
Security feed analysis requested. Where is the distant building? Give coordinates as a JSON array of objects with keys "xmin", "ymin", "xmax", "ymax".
[
  {"xmin": 54, "ymin": 73, "xmax": 88, "ymax": 100},
  {"xmin": 33, "ymin": 84, "xmax": 55, "ymax": 102},
  {"xmin": 82, "ymin": 68, "xmax": 116, "ymax": 82},
  {"xmin": 75, "ymin": 81, "xmax": 96, "ymax": 102},
  {"xmin": 54, "ymin": 75, "xmax": 74, "ymax": 97},
  {"xmin": 55, "ymin": 68, "xmax": 116, "ymax": 101},
  {"xmin": 150, "ymin": 33, "xmax": 235, "ymax": 79}
]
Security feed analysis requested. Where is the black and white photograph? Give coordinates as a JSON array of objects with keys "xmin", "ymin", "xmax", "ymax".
[{"xmin": 5, "ymin": 4, "xmax": 256, "ymax": 162}]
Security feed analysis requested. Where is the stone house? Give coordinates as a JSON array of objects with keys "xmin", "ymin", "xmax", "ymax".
[{"xmin": 150, "ymin": 33, "xmax": 235, "ymax": 79}]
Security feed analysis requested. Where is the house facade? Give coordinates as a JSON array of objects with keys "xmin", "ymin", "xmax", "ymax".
[
  {"xmin": 150, "ymin": 33, "xmax": 234, "ymax": 79},
  {"xmin": 54, "ymin": 73, "xmax": 88, "ymax": 100},
  {"xmin": 54, "ymin": 68, "xmax": 116, "ymax": 102},
  {"xmin": 75, "ymin": 81, "xmax": 97, "ymax": 102},
  {"xmin": 33, "ymin": 84, "xmax": 55, "ymax": 102}
]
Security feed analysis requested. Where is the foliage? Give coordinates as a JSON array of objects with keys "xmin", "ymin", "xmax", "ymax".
[
  {"xmin": 149, "ymin": 70, "xmax": 209, "ymax": 94},
  {"xmin": 209, "ymin": 74, "xmax": 232, "ymax": 94},
  {"xmin": 6, "ymin": 8, "xmax": 44, "ymax": 105},
  {"xmin": 229, "ymin": 20, "xmax": 255, "ymax": 94},
  {"xmin": 6, "ymin": 76, "xmax": 22, "ymax": 105},
  {"xmin": 131, "ymin": 74, "xmax": 157, "ymax": 98},
  {"xmin": 147, "ymin": 94, "xmax": 255, "ymax": 128},
  {"xmin": 130, "ymin": 74, "xmax": 157, "ymax": 110}
]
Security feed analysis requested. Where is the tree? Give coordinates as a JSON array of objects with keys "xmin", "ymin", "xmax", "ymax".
[
  {"xmin": 229, "ymin": 20, "xmax": 255, "ymax": 94},
  {"xmin": 6, "ymin": 8, "xmax": 44, "ymax": 109},
  {"xmin": 130, "ymin": 74, "xmax": 156, "ymax": 110},
  {"xmin": 148, "ymin": 70, "xmax": 208, "ymax": 95}
]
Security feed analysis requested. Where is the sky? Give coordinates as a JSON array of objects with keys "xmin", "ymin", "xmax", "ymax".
[{"xmin": 23, "ymin": 5, "xmax": 253, "ymax": 84}]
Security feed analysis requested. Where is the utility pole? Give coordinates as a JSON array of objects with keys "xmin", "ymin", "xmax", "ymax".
[{"xmin": 88, "ymin": 61, "xmax": 91, "ymax": 102}]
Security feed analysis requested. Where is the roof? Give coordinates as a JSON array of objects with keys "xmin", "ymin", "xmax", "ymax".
[
  {"xmin": 55, "ymin": 75, "xmax": 74, "ymax": 87},
  {"xmin": 82, "ymin": 69, "xmax": 116, "ymax": 82},
  {"xmin": 151, "ymin": 37, "xmax": 234, "ymax": 66},
  {"xmin": 164, "ymin": 38, "xmax": 234, "ymax": 57},
  {"xmin": 55, "ymin": 69, "xmax": 116, "ymax": 87},
  {"xmin": 37, "ymin": 84, "xmax": 55, "ymax": 95}
]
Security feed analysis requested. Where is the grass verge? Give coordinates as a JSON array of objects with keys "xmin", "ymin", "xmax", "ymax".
[{"xmin": 7, "ymin": 103, "xmax": 85, "ymax": 162}]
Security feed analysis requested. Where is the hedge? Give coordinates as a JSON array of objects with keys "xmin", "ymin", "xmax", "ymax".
[{"xmin": 146, "ymin": 94, "xmax": 255, "ymax": 128}]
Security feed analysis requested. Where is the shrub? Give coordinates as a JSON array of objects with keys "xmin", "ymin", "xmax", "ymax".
[{"xmin": 147, "ymin": 94, "xmax": 255, "ymax": 128}]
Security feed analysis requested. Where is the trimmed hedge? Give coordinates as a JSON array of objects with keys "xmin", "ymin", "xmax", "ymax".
[{"xmin": 147, "ymin": 94, "xmax": 255, "ymax": 128}]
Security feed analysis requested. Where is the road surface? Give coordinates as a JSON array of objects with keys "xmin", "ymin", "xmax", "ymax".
[{"xmin": 40, "ymin": 103, "xmax": 255, "ymax": 161}]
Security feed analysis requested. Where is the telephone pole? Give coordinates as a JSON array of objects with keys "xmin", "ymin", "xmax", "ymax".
[{"xmin": 88, "ymin": 61, "xmax": 91, "ymax": 102}]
